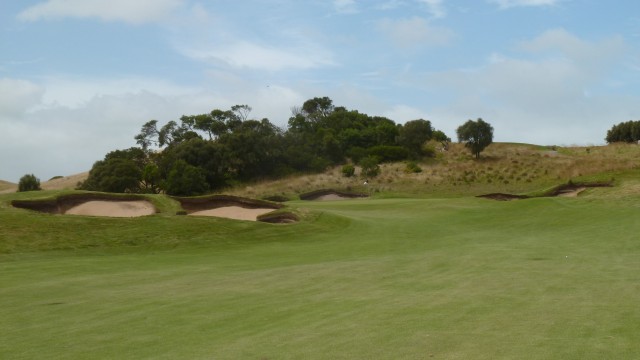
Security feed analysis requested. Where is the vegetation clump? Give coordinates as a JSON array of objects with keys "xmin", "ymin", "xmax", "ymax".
[
  {"xmin": 18, "ymin": 174, "xmax": 41, "ymax": 192},
  {"xmin": 456, "ymin": 118, "xmax": 494, "ymax": 159}
]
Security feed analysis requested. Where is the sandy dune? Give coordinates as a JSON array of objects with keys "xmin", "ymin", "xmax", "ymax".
[
  {"xmin": 65, "ymin": 200, "xmax": 156, "ymax": 217},
  {"xmin": 189, "ymin": 206, "xmax": 274, "ymax": 221}
]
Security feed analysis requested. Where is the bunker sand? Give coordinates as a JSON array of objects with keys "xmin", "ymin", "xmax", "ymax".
[
  {"xmin": 189, "ymin": 206, "xmax": 275, "ymax": 221},
  {"xmin": 65, "ymin": 200, "xmax": 156, "ymax": 217}
]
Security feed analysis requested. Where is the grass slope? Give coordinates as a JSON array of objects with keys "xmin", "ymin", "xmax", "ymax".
[
  {"xmin": 3, "ymin": 168, "xmax": 640, "ymax": 359},
  {"xmin": 3, "ymin": 143, "xmax": 640, "ymax": 359}
]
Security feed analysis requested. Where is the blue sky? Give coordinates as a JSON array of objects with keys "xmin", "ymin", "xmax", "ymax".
[{"xmin": 1, "ymin": 0, "xmax": 640, "ymax": 182}]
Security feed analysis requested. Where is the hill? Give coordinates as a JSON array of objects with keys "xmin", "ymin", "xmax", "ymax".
[
  {"xmin": 0, "ymin": 180, "xmax": 16, "ymax": 193},
  {"xmin": 41, "ymin": 172, "xmax": 88, "ymax": 191},
  {"xmin": 227, "ymin": 142, "xmax": 640, "ymax": 199}
]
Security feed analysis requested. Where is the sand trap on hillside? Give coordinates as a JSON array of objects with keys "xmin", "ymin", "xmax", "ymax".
[
  {"xmin": 65, "ymin": 200, "xmax": 156, "ymax": 217},
  {"xmin": 188, "ymin": 206, "xmax": 274, "ymax": 221},
  {"xmin": 314, "ymin": 194, "xmax": 353, "ymax": 201},
  {"xmin": 557, "ymin": 187, "xmax": 586, "ymax": 197}
]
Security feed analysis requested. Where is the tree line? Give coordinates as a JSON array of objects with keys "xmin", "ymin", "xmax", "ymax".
[
  {"xmin": 78, "ymin": 96, "xmax": 493, "ymax": 196},
  {"xmin": 605, "ymin": 120, "xmax": 640, "ymax": 143}
]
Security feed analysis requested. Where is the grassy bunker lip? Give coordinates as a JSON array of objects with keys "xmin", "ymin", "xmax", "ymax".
[
  {"xmin": 172, "ymin": 194, "xmax": 296, "ymax": 223},
  {"xmin": 11, "ymin": 193, "xmax": 157, "ymax": 217},
  {"xmin": 299, "ymin": 189, "xmax": 368, "ymax": 201},
  {"xmin": 478, "ymin": 180, "xmax": 614, "ymax": 201}
]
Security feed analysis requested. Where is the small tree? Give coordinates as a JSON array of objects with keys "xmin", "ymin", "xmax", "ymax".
[
  {"xmin": 341, "ymin": 164, "xmax": 355, "ymax": 177},
  {"xmin": 456, "ymin": 118, "xmax": 494, "ymax": 159},
  {"xmin": 359, "ymin": 156, "xmax": 381, "ymax": 178},
  {"xmin": 18, "ymin": 174, "xmax": 41, "ymax": 192}
]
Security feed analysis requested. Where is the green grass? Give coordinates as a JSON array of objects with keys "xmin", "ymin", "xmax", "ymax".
[{"xmin": 3, "ymin": 173, "xmax": 640, "ymax": 359}]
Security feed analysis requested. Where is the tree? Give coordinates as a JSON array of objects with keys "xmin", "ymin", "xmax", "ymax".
[
  {"xmin": 134, "ymin": 120, "xmax": 159, "ymax": 151},
  {"xmin": 359, "ymin": 156, "xmax": 381, "ymax": 178},
  {"xmin": 398, "ymin": 119, "xmax": 434, "ymax": 159},
  {"xmin": 78, "ymin": 148, "xmax": 146, "ymax": 193},
  {"xmin": 18, "ymin": 174, "xmax": 41, "ymax": 192},
  {"xmin": 456, "ymin": 118, "xmax": 494, "ymax": 159},
  {"xmin": 165, "ymin": 160, "xmax": 209, "ymax": 196}
]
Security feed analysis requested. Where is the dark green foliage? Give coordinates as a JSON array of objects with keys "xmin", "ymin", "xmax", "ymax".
[
  {"xmin": 605, "ymin": 120, "xmax": 640, "ymax": 143},
  {"xmin": 86, "ymin": 97, "xmax": 451, "ymax": 194},
  {"xmin": 456, "ymin": 118, "xmax": 494, "ymax": 159},
  {"xmin": 398, "ymin": 119, "xmax": 434, "ymax": 159},
  {"xmin": 18, "ymin": 174, "xmax": 41, "ymax": 192},
  {"xmin": 81, "ymin": 158, "xmax": 142, "ymax": 193},
  {"xmin": 341, "ymin": 164, "xmax": 356, "ymax": 177},
  {"xmin": 404, "ymin": 161, "xmax": 422, "ymax": 173},
  {"xmin": 367, "ymin": 145, "xmax": 409, "ymax": 163},
  {"xmin": 165, "ymin": 160, "xmax": 209, "ymax": 196},
  {"xmin": 79, "ymin": 147, "xmax": 145, "ymax": 193},
  {"xmin": 359, "ymin": 156, "xmax": 381, "ymax": 178}
]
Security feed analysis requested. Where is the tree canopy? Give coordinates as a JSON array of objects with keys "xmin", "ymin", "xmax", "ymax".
[
  {"xmin": 81, "ymin": 97, "xmax": 450, "ymax": 196},
  {"xmin": 605, "ymin": 120, "xmax": 640, "ymax": 143},
  {"xmin": 456, "ymin": 118, "xmax": 494, "ymax": 159}
]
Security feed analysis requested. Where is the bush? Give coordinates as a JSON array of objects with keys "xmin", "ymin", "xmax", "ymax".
[
  {"xmin": 341, "ymin": 164, "xmax": 356, "ymax": 177},
  {"xmin": 404, "ymin": 161, "xmax": 422, "ymax": 174},
  {"xmin": 359, "ymin": 156, "xmax": 381, "ymax": 178},
  {"xmin": 18, "ymin": 174, "xmax": 41, "ymax": 192},
  {"xmin": 367, "ymin": 145, "xmax": 409, "ymax": 163},
  {"xmin": 165, "ymin": 160, "xmax": 209, "ymax": 196}
]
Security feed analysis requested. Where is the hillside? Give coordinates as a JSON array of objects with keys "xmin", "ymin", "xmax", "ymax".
[
  {"xmin": 41, "ymin": 172, "xmax": 88, "ymax": 191},
  {"xmin": 0, "ymin": 180, "xmax": 16, "ymax": 193},
  {"xmin": 227, "ymin": 142, "xmax": 640, "ymax": 199}
]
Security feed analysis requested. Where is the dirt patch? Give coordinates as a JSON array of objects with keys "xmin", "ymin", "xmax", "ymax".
[
  {"xmin": 300, "ymin": 189, "xmax": 368, "ymax": 201},
  {"xmin": 65, "ymin": 200, "xmax": 155, "ymax": 217}
]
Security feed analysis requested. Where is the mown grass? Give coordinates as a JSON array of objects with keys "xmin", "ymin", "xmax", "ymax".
[
  {"xmin": 3, "ymin": 165, "xmax": 640, "ymax": 358},
  {"xmin": 3, "ymin": 143, "xmax": 640, "ymax": 359}
]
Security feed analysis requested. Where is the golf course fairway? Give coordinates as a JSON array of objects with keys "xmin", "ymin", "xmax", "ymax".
[{"xmin": 2, "ymin": 193, "xmax": 640, "ymax": 359}]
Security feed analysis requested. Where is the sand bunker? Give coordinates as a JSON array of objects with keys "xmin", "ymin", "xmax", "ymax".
[
  {"xmin": 189, "ymin": 206, "xmax": 275, "ymax": 221},
  {"xmin": 314, "ymin": 194, "xmax": 354, "ymax": 201},
  {"xmin": 65, "ymin": 200, "xmax": 156, "ymax": 217},
  {"xmin": 556, "ymin": 187, "xmax": 586, "ymax": 197},
  {"xmin": 299, "ymin": 189, "xmax": 368, "ymax": 201}
]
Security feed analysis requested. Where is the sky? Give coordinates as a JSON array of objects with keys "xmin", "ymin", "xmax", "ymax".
[{"xmin": 1, "ymin": 0, "xmax": 640, "ymax": 182}]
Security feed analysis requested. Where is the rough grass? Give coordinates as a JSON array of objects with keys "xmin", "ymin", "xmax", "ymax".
[{"xmin": 224, "ymin": 142, "xmax": 640, "ymax": 199}]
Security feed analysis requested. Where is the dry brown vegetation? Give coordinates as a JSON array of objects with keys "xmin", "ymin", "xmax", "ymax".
[{"xmin": 226, "ymin": 142, "xmax": 640, "ymax": 199}]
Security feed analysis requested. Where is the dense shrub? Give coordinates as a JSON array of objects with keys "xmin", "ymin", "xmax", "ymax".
[
  {"xmin": 18, "ymin": 174, "xmax": 41, "ymax": 192},
  {"xmin": 404, "ymin": 161, "xmax": 422, "ymax": 174},
  {"xmin": 165, "ymin": 160, "xmax": 209, "ymax": 196},
  {"xmin": 341, "ymin": 164, "xmax": 356, "ymax": 177},
  {"xmin": 367, "ymin": 145, "xmax": 409, "ymax": 163},
  {"xmin": 359, "ymin": 156, "xmax": 381, "ymax": 178}
]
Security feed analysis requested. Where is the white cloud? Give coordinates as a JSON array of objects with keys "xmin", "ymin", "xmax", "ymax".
[
  {"xmin": 489, "ymin": 0, "xmax": 560, "ymax": 9},
  {"xmin": 181, "ymin": 41, "xmax": 336, "ymax": 72},
  {"xmin": 378, "ymin": 17, "xmax": 454, "ymax": 48},
  {"xmin": 518, "ymin": 28, "xmax": 626, "ymax": 69},
  {"xmin": 0, "ymin": 78, "xmax": 44, "ymax": 115},
  {"xmin": 383, "ymin": 104, "xmax": 432, "ymax": 124},
  {"xmin": 422, "ymin": 30, "xmax": 634, "ymax": 145},
  {"xmin": 334, "ymin": 0, "xmax": 359, "ymax": 14},
  {"xmin": 417, "ymin": 0, "xmax": 446, "ymax": 18},
  {"xmin": 17, "ymin": 0, "xmax": 185, "ymax": 24}
]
